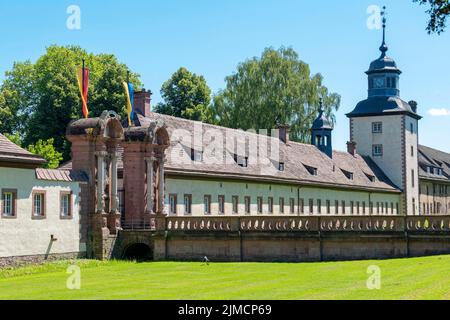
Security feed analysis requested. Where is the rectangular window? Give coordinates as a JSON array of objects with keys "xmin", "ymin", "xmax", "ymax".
[
  {"xmin": 279, "ymin": 197, "xmax": 284, "ymax": 214},
  {"xmin": 278, "ymin": 163, "xmax": 285, "ymax": 172},
  {"xmin": 309, "ymin": 199, "xmax": 314, "ymax": 214},
  {"xmin": 356, "ymin": 201, "xmax": 360, "ymax": 215},
  {"xmin": 391, "ymin": 202, "xmax": 394, "ymax": 215},
  {"xmin": 362, "ymin": 201, "xmax": 366, "ymax": 215},
  {"xmin": 412, "ymin": 170, "xmax": 415, "ymax": 188},
  {"xmin": 350, "ymin": 201, "xmax": 354, "ymax": 215},
  {"xmin": 341, "ymin": 201, "xmax": 346, "ymax": 215},
  {"xmin": 317, "ymin": 199, "xmax": 322, "ymax": 214},
  {"xmin": 299, "ymin": 198, "xmax": 304, "ymax": 214},
  {"xmin": 2, "ymin": 190, "xmax": 17, "ymax": 217},
  {"xmin": 257, "ymin": 197, "xmax": 263, "ymax": 214},
  {"xmin": 376, "ymin": 202, "xmax": 380, "ymax": 214},
  {"xmin": 32, "ymin": 191, "xmax": 45, "ymax": 218},
  {"xmin": 232, "ymin": 196, "xmax": 239, "ymax": 214},
  {"xmin": 60, "ymin": 192, "xmax": 72, "ymax": 218},
  {"xmin": 369, "ymin": 202, "xmax": 374, "ymax": 215},
  {"xmin": 411, "ymin": 146, "xmax": 414, "ymax": 157},
  {"xmin": 184, "ymin": 194, "xmax": 192, "ymax": 215},
  {"xmin": 373, "ymin": 144, "xmax": 383, "ymax": 157},
  {"xmin": 290, "ymin": 198, "xmax": 295, "ymax": 214},
  {"xmin": 335, "ymin": 200, "xmax": 339, "ymax": 214},
  {"xmin": 245, "ymin": 196, "xmax": 251, "ymax": 214},
  {"xmin": 204, "ymin": 195, "xmax": 211, "ymax": 215},
  {"xmin": 218, "ymin": 195, "xmax": 225, "ymax": 215},
  {"xmin": 169, "ymin": 194, "xmax": 177, "ymax": 215},
  {"xmin": 372, "ymin": 122, "xmax": 382, "ymax": 133},
  {"xmin": 268, "ymin": 197, "xmax": 274, "ymax": 214},
  {"xmin": 326, "ymin": 200, "xmax": 331, "ymax": 214}
]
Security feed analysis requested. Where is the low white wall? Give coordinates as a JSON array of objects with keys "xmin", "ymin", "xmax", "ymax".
[{"xmin": 0, "ymin": 167, "xmax": 85, "ymax": 258}]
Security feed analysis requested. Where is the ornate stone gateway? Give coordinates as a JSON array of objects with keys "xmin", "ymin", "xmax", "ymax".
[{"xmin": 67, "ymin": 111, "xmax": 169, "ymax": 259}]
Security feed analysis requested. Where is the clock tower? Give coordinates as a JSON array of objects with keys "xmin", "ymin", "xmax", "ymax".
[{"xmin": 347, "ymin": 8, "xmax": 421, "ymax": 216}]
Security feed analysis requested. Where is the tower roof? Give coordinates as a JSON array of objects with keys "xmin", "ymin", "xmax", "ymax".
[
  {"xmin": 312, "ymin": 99, "xmax": 333, "ymax": 130},
  {"xmin": 366, "ymin": 7, "xmax": 401, "ymax": 75}
]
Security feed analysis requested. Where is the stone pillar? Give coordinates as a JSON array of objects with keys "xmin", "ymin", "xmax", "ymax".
[
  {"xmin": 95, "ymin": 151, "xmax": 108, "ymax": 213},
  {"xmin": 108, "ymin": 150, "xmax": 121, "ymax": 233},
  {"xmin": 157, "ymin": 158, "xmax": 165, "ymax": 215},
  {"xmin": 145, "ymin": 156, "xmax": 156, "ymax": 214},
  {"xmin": 110, "ymin": 151, "xmax": 119, "ymax": 213}
]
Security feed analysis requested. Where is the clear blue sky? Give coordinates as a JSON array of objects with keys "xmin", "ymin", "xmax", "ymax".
[{"xmin": 1, "ymin": 0, "xmax": 449, "ymax": 152}]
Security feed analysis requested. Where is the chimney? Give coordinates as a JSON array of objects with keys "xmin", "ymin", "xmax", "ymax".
[
  {"xmin": 134, "ymin": 89, "xmax": 152, "ymax": 117},
  {"xmin": 347, "ymin": 141, "xmax": 357, "ymax": 156},
  {"xmin": 408, "ymin": 100, "xmax": 418, "ymax": 114},
  {"xmin": 277, "ymin": 124, "xmax": 290, "ymax": 144}
]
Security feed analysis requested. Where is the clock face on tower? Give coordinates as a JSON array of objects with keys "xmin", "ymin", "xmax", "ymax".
[{"xmin": 373, "ymin": 77, "xmax": 385, "ymax": 88}]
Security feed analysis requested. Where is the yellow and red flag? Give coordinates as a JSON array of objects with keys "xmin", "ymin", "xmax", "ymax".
[{"xmin": 76, "ymin": 63, "xmax": 90, "ymax": 119}]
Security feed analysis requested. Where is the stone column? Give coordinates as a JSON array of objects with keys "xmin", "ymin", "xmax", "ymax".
[
  {"xmin": 110, "ymin": 151, "xmax": 120, "ymax": 214},
  {"xmin": 108, "ymin": 150, "xmax": 122, "ymax": 233},
  {"xmin": 95, "ymin": 151, "xmax": 108, "ymax": 213},
  {"xmin": 157, "ymin": 158, "xmax": 165, "ymax": 215},
  {"xmin": 145, "ymin": 156, "xmax": 156, "ymax": 214}
]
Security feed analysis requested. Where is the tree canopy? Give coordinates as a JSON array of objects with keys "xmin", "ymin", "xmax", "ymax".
[
  {"xmin": 414, "ymin": 0, "xmax": 450, "ymax": 34},
  {"xmin": 212, "ymin": 47, "xmax": 341, "ymax": 143},
  {"xmin": 154, "ymin": 67, "xmax": 214, "ymax": 123},
  {"xmin": 0, "ymin": 45, "xmax": 141, "ymax": 162}
]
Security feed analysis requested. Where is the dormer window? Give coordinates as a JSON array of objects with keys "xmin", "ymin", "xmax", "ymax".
[
  {"xmin": 191, "ymin": 149, "xmax": 203, "ymax": 162},
  {"xmin": 365, "ymin": 173, "xmax": 376, "ymax": 182},
  {"xmin": 234, "ymin": 154, "xmax": 248, "ymax": 168},
  {"xmin": 303, "ymin": 164, "xmax": 318, "ymax": 176},
  {"xmin": 341, "ymin": 169, "xmax": 354, "ymax": 180},
  {"xmin": 278, "ymin": 163, "xmax": 285, "ymax": 172}
]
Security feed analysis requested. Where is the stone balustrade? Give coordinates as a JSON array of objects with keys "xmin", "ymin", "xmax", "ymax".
[
  {"xmin": 406, "ymin": 216, "xmax": 450, "ymax": 232},
  {"xmin": 151, "ymin": 215, "xmax": 450, "ymax": 233}
]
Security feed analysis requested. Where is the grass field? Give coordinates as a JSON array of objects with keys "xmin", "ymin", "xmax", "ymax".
[{"xmin": 0, "ymin": 255, "xmax": 449, "ymax": 300}]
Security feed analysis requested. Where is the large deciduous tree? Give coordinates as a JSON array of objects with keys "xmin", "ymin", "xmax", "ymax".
[
  {"xmin": 212, "ymin": 47, "xmax": 340, "ymax": 144},
  {"xmin": 154, "ymin": 67, "xmax": 214, "ymax": 123},
  {"xmin": 414, "ymin": 0, "xmax": 450, "ymax": 34},
  {"xmin": 0, "ymin": 45, "xmax": 141, "ymax": 161}
]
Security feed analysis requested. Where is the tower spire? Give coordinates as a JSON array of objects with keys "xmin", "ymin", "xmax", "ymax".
[{"xmin": 380, "ymin": 6, "xmax": 388, "ymax": 57}]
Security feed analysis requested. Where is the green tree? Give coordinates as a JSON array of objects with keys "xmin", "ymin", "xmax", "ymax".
[
  {"xmin": 0, "ymin": 45, "xmax": 141, "ymax": 161},
  {"xmin": 414, "ymin": 0, "xmax": 450, "ymax": 34},
  {"xmin": 155, "ymin": 67, "xmax": 214, "ymax": 122},
  {"xmin": 4, "ymin": 133, "xmax": 23, "ymax": 147},
  {"xmin": 27, "ymin": 138, "xmax": 63, "ymax": 169},
  {"xmin": 212, "ymin": 47, "xmax": 340, "ymax": 143}
]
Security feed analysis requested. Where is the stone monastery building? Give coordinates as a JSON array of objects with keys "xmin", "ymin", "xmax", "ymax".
[{"xmin": 1, "ymin": 31, "xmax": 449, "ymax": 265}]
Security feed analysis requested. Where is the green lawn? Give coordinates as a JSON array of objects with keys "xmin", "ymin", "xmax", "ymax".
[{"xmin": 0, "ymin": 255, "xmax": 449, "ymax": 300}]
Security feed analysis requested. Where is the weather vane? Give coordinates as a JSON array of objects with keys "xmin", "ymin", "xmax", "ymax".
[
  {"xmin": 379, "ymin": 6, "xmax": 388, "ymax": 54},
  {"xmin": 381, "ymin": 6, "xmax": 387, "ymax": 29}
]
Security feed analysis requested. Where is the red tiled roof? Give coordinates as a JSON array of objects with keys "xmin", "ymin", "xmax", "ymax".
[{"xmin": 35, "ymin": 168, "xmax": 88, "ymax": 183}]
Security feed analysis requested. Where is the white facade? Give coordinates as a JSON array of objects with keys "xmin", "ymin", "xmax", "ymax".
[
  {"xmin": 165, "ymin": 177, "xmax": 401, "ymax": 216},
  {"xmin": 0, "ymin": 167, "xmax": 85, "ymax": 258},
  {"xmin": 351, "ymin": 114, "xmax": 419, "ymax": 215}
]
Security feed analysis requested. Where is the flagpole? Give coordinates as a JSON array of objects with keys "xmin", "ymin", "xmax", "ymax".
[
  {"xmin": 82, "ymin": 58, "xmax": 85, "ymax": 118},
  {"xmin": 82, "ymin": 58, "xmax": 85, "ymax": 92}
]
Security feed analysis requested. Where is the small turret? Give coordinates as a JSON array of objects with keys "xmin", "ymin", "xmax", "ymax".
[{"xmin": 311, "ymin": 98, "xmax": 333, "ymax": 158}]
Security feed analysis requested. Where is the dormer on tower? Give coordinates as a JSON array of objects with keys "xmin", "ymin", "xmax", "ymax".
[{"xmin": 311, "ymin": 98, "xmax": 333, "ymax": 158}]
